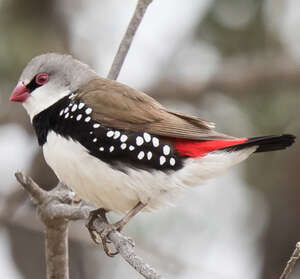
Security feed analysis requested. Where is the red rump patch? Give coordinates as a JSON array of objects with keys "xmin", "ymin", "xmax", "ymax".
[{"xmin": 174, "ymin": 138, "xmax": 248, "ymax": 158}]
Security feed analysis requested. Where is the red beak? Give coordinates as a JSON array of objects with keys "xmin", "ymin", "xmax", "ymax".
[{"xmin": 10, "ymin": 81, "xmax": 30, "ymax": 102}]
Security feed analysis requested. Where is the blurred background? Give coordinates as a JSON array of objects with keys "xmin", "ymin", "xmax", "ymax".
[{"xmin": 0, "ymin": 0, "xmax": 299, "ymax": 278}]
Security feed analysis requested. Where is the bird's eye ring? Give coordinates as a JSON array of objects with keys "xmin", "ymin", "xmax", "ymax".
[{"xmin": 35, "ymin": 73, "xmax": 49, "ymax": 85}]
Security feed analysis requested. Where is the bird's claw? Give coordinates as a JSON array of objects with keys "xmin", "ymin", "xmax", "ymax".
[{"xmin": 86, "ymin": 209, "xmax": 120, "ymax": 257}]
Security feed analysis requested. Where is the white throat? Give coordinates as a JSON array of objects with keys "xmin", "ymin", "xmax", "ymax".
[{"xmin": 23, "ymin": 86, "xmax": 71, "ymax": 121}]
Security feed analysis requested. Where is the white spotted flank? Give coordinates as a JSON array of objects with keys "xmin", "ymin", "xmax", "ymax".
[
  {"xmin": 76, "ymin": 114, "xmax": 82, "ymax": 121},
  {"xmin": 93, "ymin": 123, "xmax": 100, "ymax": 128},
  {"xmin": 78, "ymin": 103, "xmax": 85, "ymax": 109}
]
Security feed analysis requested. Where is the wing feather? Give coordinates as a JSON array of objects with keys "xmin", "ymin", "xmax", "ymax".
[{"xmin": 77, "ymin": 78, "xmax": 234, "ymax": 140}]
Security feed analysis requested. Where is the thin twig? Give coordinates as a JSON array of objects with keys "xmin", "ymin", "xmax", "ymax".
[
  {"xmin": 279, "ymin": 242, "xmax": 300, "ymax": 279},
  {"xmin": 107, "ymin": 0, "xmax": 153, "ymax": 80},
  {"xmin": 15, "ymin": 172, "xmax": 48, "ymax": 204},
  {"xmin": 93, "ymin": 216, "xmax": 164, "ymax": 279},
  {"xmin": 15, "ymin": 172, "xmax": 164, "ymax": 279},
  {"xmin": 110, "ymin": 232, "xmax": 163, "ymax": 279}
]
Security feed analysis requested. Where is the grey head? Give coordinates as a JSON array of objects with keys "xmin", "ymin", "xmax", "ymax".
[
  {"xmin": 16, "ymin": 53, "xmax": 97, "ymax": 120},
  {"xmin": 20, "ymin": 53, "xmax": 97, "ymax": 93}
]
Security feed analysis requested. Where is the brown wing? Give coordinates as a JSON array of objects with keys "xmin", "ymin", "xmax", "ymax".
[{"xmin": 76, "ymin": 77, "xmax": 234, "ymax": 140}]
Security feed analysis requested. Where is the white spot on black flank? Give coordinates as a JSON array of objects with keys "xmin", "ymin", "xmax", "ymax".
[
  {"xmin": 106, "ymin": 131, "xmax": 114, "ymax": 138},
  {"xmin": 113, "ymin": 131, "xmax": 120, "ymax": 139},
  {"xmin": 99, "ymin": 147, "xmax": 104, "ymax": 151},
  {"xmin": 159, "ymin": 156, "xmax": 166, "ymax": 165},
  {"xmin": 85, "ymin": 116, "xmax": 91, "ymax": 122},
  {"xmin": 59, "ymin": 110, "xmax": 64, "ymax": 116},
  {"xmin": 78, "ymin": 103, "xmax": 85, "ymax": 109},
  {"xmin": 90, "ymin": 131, "xmax": 93, "ymax": 135},
  {"xmin": 76, "ymin": 114, "xmax": 82, "ymax": 121},
  {"xmin": 129, "ymin": 145, "xmax": 135, "ymax": 151},
  {"xmin": 93, "ymin": 123, "xmax": 100, "ymax": 128},
  {"xmin": 85, "ymin": 108, "xmax": 92, "ymax": 115},
  {"xmin": 143, "ymin": 132, "xmax": 151, "ymax": 143},
  {"xmin": 152, "ymin": 137, "xmax": 159, "ymax": 147},
  {"xmin": 136, "ymin": 136, "xmax": 144, "ymax": 146},
  {"xmin": 120, "ymin": 135, "xmax": 128, "ymax": 142},
  {"xmin": 64, "ymin": 113, "xmax": 69, "ymax": 118},
  {"xmin": 170, "ymin": 157, "xmax": 176, "ymax": 166},
  {"xmin": 71, "ymin": 104, "xmax": 77, "ymax": 112},
  {"xmin": 64, "ymin": 107, "xmax": 69, "ymax": 113},
  {"xmin": 163, "ymin": 145, "xmax": 170, "ymax": 155},
  {"xmin": 147, "ymin": 151, "xmax": 152, "ymax": 160},
  {"xmin": 120, "ymin": 143, "xmax": 127, "ymax": 150},
  {"xmin": 93, "ymin": 138, "xmax": 97, "ymax": 143},
  {"xmin": 137, "ymin": 151, "xmax": 145, "ymax": 160},
  {"xmin": 109, "ymin": 146, "xmax": 114, "ymax": 152}
]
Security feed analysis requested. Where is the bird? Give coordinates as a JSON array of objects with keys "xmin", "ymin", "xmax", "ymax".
[{"xmin": 10, "ymin": 53, "xmax": 295, "ymax": 255}]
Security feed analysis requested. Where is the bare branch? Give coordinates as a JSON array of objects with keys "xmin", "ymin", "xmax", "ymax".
[
  {"xmin": 14, "ymin": 172, "xmax": 164, "ymax": 279},
  {"xmin": 93, "ymin": 217, "xmax": 164, "ymax": 279},
  {"xmin": 15, "ymin": 172, "xmax": 48, "ymax": 205},
  {"xmin": 107, "ymin": 0, "xmax": 153, "ymax": 80},
  {"xmin": 46, "ymin": 222, "xmax": 69, "ymax": 279},
  {"xmin": 279, "ymin": 242, "xmax": 300, "ymax": 279},
  {"xmin": 14, "ymin": 174, "xmax": 73, "ymax": 279}
]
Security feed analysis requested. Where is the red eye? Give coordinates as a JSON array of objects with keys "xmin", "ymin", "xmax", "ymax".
[{"xmin": 35, "ymin": 73, "xmax": 49, "ymax": 85}]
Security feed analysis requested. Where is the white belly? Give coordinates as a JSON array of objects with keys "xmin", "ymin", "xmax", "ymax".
[{"xmin": 43, "ymin": 131, "xmax": 256, "ymax": 214}]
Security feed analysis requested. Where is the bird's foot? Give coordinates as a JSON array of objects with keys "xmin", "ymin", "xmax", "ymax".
[
  {"xmin": 86, "ymin": 208, "xmax": 108, "ymax": 243},
  {"xmin": 86, "ymin": 202, "xmax": 147, "ymax": 257}
]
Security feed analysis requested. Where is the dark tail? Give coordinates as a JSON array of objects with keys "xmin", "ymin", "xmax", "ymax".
[{"xmin": 222, "ymin": 134, "xmax": 296, "ymax": 153}]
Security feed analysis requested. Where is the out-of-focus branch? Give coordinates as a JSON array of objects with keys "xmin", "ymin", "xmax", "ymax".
[
  {"xmin": 14, "ymin": 172, "xmax": 164, "ymax": 279},
  {"xmin": 107, "ymin": 0, "xmax": 153, "ymax": 80},
  {"xmin": 279, "ymin": 242, "xmax": 300, "ymax": 279},
  {"xmin": 151, "ymin": 55, "xmax": 300, "ymax": 101}
]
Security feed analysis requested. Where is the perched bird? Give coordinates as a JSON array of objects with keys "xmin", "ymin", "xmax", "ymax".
[{"xmin": 10, "ymin": 53, "xmax": 295, "ymax": 252}]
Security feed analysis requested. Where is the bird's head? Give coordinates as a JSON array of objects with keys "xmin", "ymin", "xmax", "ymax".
[{"xmin": 10, "ymin": 53, "xmax": 97, "ymax": 120}]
